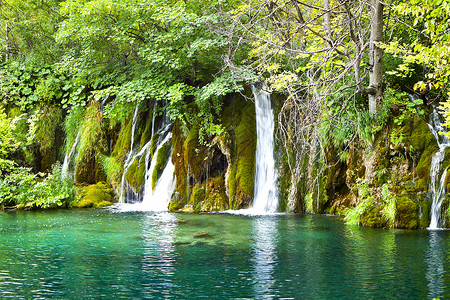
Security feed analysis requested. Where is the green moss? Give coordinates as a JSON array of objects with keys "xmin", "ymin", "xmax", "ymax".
[
  {"xmin": 149, "ymin": 133, "xmax": 160, "ymax": 157},
  {"xmin": 171, "ymin": 122, "xmax": 188, "ymax": 205},
  {"xmin": 417, "ymin": 194, "xmax": 429, "ymax": 228},
  {"xmin": 183, "ymin": 124, "xmax": 207, "ymax": 182},
  {"xmin": 125, "ymin": 157, "xmax": 146, "ymax": 194},
  {"xmin": 74, "ymin": 102, "xmax": 107, "ymax": 184},
  {"xmin": 233, "ymin": 103, "xmax": 256, "ymax": 208},
  {"xmin": 200, "ymin": 176, "xmax": 228, "ymax": 212},
  {"xmin": 99, "ymin": 155, "xmax": 123, "ymax": 192},
  {"xmin": 360, "ymin": 205, "xmax": 388, "ymax": 228},
  {"xmin": 190, "ymin": 184, "xmax": 206, "ymax": 205},
  {"xmin": 168, "ymin": 192, "xmax": 185, "ymax": 211},
  {"xmin": 401, "ymin": 115, "xmax": 438, "ymax": 192},
  {"xmin": 72, "ymin": 182, "xmax": 114, "ymax": 208},
  {"xmin": 415, "ymin": 142, "xmax": 438, "ymax": 187},
  {"xmin": 223, "ymin": 100, "xmax": 257, "ymax": 210},
  {"xmin": 395, "ymin": 194, "xmax": 419, "ymax": 229},
  {"xmin": 405, "ymin": 116, "xmax": 435, "ymax": 154},
  {"xmin": 139, "ymin": 115, "xmax": 153, "ymax": 149},
  {"xmin": 111, "ymin": 117, "xmax": 133, "ymax": 160},
  {"xmin": 152, "ymin": 142, "xmax": 171, "ymax": 190}
]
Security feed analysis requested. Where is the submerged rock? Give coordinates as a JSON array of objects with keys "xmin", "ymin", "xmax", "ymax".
[{"xmin": 194, "ymin": 231, "xmax": 213, "ymax": 239}]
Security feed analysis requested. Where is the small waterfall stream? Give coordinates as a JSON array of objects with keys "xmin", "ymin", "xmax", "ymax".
[
  {"xmin": 251, "ymin": 84, "xmax": 279, "ymax": 213},
  {"xmin": 61, "ymin": 132, "xmax": 80, "ymax": 179},
  {"xmin": 119, "ymin": 103, "xmax": 141, "ymax": 203},
  {"xmin": 427, "ymin": 109, "xmax": 450, "ymax": 229},
  {"xmin": 140, "ymin": 127, "xmax": 175, "ymax": 211},
  {"xmin": 118, "ymin": 103, "xmax": 175, "ymax": 211}
]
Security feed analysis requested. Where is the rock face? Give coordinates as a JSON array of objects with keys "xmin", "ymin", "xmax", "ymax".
[
  {"xmin": 319, "ymin": 113, "xmax": 450, "ymax": 229},
  {"xmin": 65, "ymin": 90, "xmax": 450, "ymax": 229},
  {"xmin": 170, "ymin": 93, "xmax": 257, "ymax": 211}
]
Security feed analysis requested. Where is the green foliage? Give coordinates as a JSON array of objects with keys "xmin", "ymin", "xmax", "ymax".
[
  {"xmin": 0, "ymin": 108, "xmax": 17, "ymax": 170},
  {"xmin": 76, "ymin": 102, "xmax": 104, "ymax": 162},
  {"xmin": 64, "ymin": 106, "xmax": 84, "ymax": 153},
  {"xmin": 345, "ymin": 178, "xmax": 373, "ymax": 225},
  {"xmin": 31, "ymin": 104, "xmax": 63, "ymax": 155},
  {"xmin": 0, "ymin": 163, "xmax": 75, "ymax": 209},
  {"xmin": 0, "ymin": 0, "xmax": 62, "ymax": 64},
  {"xmin": 381, "ymin": 184, "xmax": 396, "ymax": 226},
  {"xmin": 386, "ymin": 88, "xmax": 424, "ymax": 125},
  {"xmin": 99, "ymin": 154, "xmax": 123, "ymax": 189},
  {"xmin": 74, "ymin": 101, "xmax": 106, "ymax": 184},
  {"xmin": 388, "ymin": 0, "xmax": 450, "ymax": 91}
]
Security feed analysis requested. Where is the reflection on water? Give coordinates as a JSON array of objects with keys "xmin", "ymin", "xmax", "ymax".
[
  {"xmin": 141, "ymin": 212, "xmax": 177, "ymax": 298},
  {"xmin": 426, "ymin": 231, "xmax": 445, "ymax": 299},
  {"xmin": 2, "ymin": 211, "xmax": 450, "ymax": 299},
  {"xmin": 251, "ymin": 216, "xmax": 279, "ymax": 299}
]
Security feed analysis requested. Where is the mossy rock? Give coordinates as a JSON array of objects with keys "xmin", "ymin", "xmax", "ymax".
[
  {"xmin": 183, "ymin": 124, "xmax": 207, "ymax": 183},
  {"xmin": 395, "ymin": 194, "xmax": 419, "ymax": 229},
  {"xmin": 172, "ymin": 122, "xmax": 188, "ymax": 203},
  {"xmin": 111, "ymin": 117, "xmax": 134, "ymax": 160},
  {"xmin": 415, "ymin": 142, "xmax": 438, "ymax": 187},
  {"xmin": 152, "ymin": 142, "xmax": 171, "ymax": 190},
  {"xmin": 72, "ymin": 182, "xmax": 114, "ymax": 208},
  {"xmin": 125, "ymin": 157, "xmax": 146, "ymax": 194},
  {"xmin": 228, "ymin": 103, "xmax": 256, "ymax": 209},
  {"xmin": 404, "ymin": 116, "xmax": 435, "ymax": 154},
  {"xmin": 75, "ymin": 151, "xmax": 101, "ymax": 184},
  {"xmin": 149, "ymin": 133, "xmax": 160, "ymax": 158},
  {"xmin": 168, "ymin": 192, "xmax": 186, "ymax": 211},
  {"xmin": 99, "ymin": 155, "xmax": 123, "ymax": 193},
  {"xmin": 415, "ymin": 178, "xmax": 428, "ymax": 191},
  {"xmin": 140, "ymin": 115, "xmax": 153, "ymax": 149},
  {"xmin": 189, "ymin": 184, "xmax": 206, "ymax": 206},
  {"xmin": 360, "ymin": 205, "xmax": 388, "ymax": 228},
  {"xmin": 418, "ymin": 193, "xmax": 430, "ymax": 228},
  {"xmin": 200, "ymin": 177, "xmax": 228, "ymax": 212}
]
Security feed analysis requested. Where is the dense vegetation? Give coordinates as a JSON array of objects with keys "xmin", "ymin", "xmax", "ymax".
[{"xmin": 0, "ymin": 0, "xmax": 449, "ymax": 226}]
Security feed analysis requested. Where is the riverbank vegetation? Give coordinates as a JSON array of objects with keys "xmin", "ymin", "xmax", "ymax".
[{"xmin": 0, "ymin": 0, "xmax": 449, "ymax": 227}]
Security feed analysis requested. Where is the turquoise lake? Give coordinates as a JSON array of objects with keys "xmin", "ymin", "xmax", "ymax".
[{"xmin": 1, "ymin": 208, "xmax": 449, "ymax": 299}]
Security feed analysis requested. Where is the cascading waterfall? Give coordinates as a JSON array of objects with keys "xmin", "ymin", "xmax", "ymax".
[
  {"xmin": 119, "ymin": 103, "xmax": 141, "ymax": 203},
  {"xmin": 140, "ymin": 125, "xmax": 175, "ymax": 211},
  {"xmin": 251, "ymin": 84, "xmax": 279, "ymax": 213},
  {"xmin": 61, "ymin": 132, "xmax": 80, "ymax": 179},
  {"xmin": 427, "ymin": 109, "xmax": 450, "ymax": 229},
  {"xmin": 118, "ymin": 103, "xmax": 175, "ymax": 211}
]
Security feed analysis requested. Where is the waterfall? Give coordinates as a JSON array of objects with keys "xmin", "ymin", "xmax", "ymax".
[
  {"xmin": 251, "ymin": 84, "xmax": 279, "ymax": 213},
  {"xmin": 117, "ymin": 105, "xmax": 175, "ymax": 212},
  {"xmin": 119, "ymin": 103, "xmax": 141, "ymax": 203},
  {"xmin": 61, "ymin": 132, "xmax": 80, "ymax": 179},
  {"xmin": 427, "ymin": 109, "xmax": 450, "ymax": 229},
  {"xmin": 140, "ymin": 126, "xmax": 175, "ymax": 212}
]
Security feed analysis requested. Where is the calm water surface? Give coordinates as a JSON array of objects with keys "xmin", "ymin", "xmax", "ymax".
[{"xmin": 0, "ymin": 209, "xmax": 449, "ymax": 299}]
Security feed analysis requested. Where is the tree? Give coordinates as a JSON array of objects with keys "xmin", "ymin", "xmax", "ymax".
[{"xmin": 216, "ymin": 0, "xmax": 391, "ymax": 208}]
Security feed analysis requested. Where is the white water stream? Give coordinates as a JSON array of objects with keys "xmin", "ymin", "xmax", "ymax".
[
  {"xmin": 251, "ymin": 84, "xmax": 279, "ymax": 213},
  {"xmin": 119, "ymin": 103, "xmax": 141, "ymax": 203},
  {"xmin": 119, "ymin": 108, "xmax": 175, "ymax": 212},
  {"xmin": 140, "ymin": 129, "xmax": 175, "ymax": 211},
  {"xmin": 61, "ymin": 132, "xmax": 80, "ymax": 179},
  {"xmin": 427, "ymin": 109, "xmax": 450, "ymax": 229}
]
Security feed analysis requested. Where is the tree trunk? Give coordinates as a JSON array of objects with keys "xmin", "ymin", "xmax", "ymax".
[
  {"xmin": 368, "ymin": 0, "xmax": 384, "ymax": 117},
  {"xmin": 5, "ymin": 22, "xmax": 9, "ymax": 62},
  {"xmin": 323, "ymin": 0, "xmax": 332, "ymax": 47}
]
